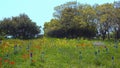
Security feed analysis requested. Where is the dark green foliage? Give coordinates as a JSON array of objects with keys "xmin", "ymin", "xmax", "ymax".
[
  {"xmin": 0, "ymin": 14, "xmax": 41, "ymax": 39},
  {"xmin": 46, "ymin": 28, "xmax": 66, "ymax": 38}
]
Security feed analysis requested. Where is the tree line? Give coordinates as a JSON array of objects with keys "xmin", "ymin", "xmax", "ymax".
[
  {"xmin": 0, "ymin": 14, "xmax": 41, "ymax": 39},
  {"xmin": 0, "ymin": 1, "xmax": 120, "ymax": 40},
  {"xmin": 44, "ymin": 1, "xmax": 120, "ymax": 40}
]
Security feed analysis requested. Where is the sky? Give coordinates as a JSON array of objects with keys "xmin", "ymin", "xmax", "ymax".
[{"xmin": 0, "ymin": 0, "xmax": 116, "ymax": 33}]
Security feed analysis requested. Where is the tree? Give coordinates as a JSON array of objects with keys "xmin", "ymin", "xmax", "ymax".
[
  {"xmin": 96, "ymin": 3, "xmax": 115, "ymax": 40},
  {"xmin": 53, "ymin": 1, "xmax": 77, "ymax": 19},
  {"xmin": 44, "ymin": 19, "xmax": 64, "ymax": 38},
  {"xmin": 114, "ymin": 1, "xmax": 120, "ymax": 39},
  {"xmin": 0, "ymin": 14, "xmax": 41, "ymax": 39},
  {"xmin": 13, "ymin": 14, "xmax": 41, "ymax": 39},
  {"xmin": 44, "ymin": 2, "xmax": 97, "ymax": 38}
]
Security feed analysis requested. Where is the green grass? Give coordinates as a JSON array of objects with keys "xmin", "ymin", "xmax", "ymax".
[{"xmin": 0, "ymin": 37, "xmax": 120, "ymax": 68}]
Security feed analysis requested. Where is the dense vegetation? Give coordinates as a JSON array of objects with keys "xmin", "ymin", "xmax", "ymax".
[
  {"xmin": 0, "ymin": 14, "xmax": 41, "ymax": 39},
  {"xmin": 0, "ymin": 38, "xmax": 120, "ymax": 68},
  {"xmin": 0, "ymin": 1, "xmax": 120, "ymax": 68},
  {"xmin": 44, "ymin": 1, "xmax": 120, "ymax": 40}
]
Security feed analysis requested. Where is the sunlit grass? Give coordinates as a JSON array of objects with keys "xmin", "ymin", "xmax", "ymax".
[{"xmin": 0, "ymin": 38, "xmax": 120, "ymax": 68}]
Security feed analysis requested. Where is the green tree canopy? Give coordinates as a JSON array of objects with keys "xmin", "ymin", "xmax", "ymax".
[
  {"xmin": 44, "ymin": 2, "xmax": 97, "ymax": 38},
  {"xmin": 0, "ymin": 14, "xmax": 41, "ymax": 39}
]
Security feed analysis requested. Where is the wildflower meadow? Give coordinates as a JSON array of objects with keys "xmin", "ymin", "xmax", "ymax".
[{"xmin": 0, "ymin": 38, "xmax": 120, "ymax": 68}]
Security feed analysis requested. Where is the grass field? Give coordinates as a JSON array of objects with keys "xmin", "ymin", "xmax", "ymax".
[{"xmin": 0, "ymin": 37, "xmax": 120, "ymax": 68}]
